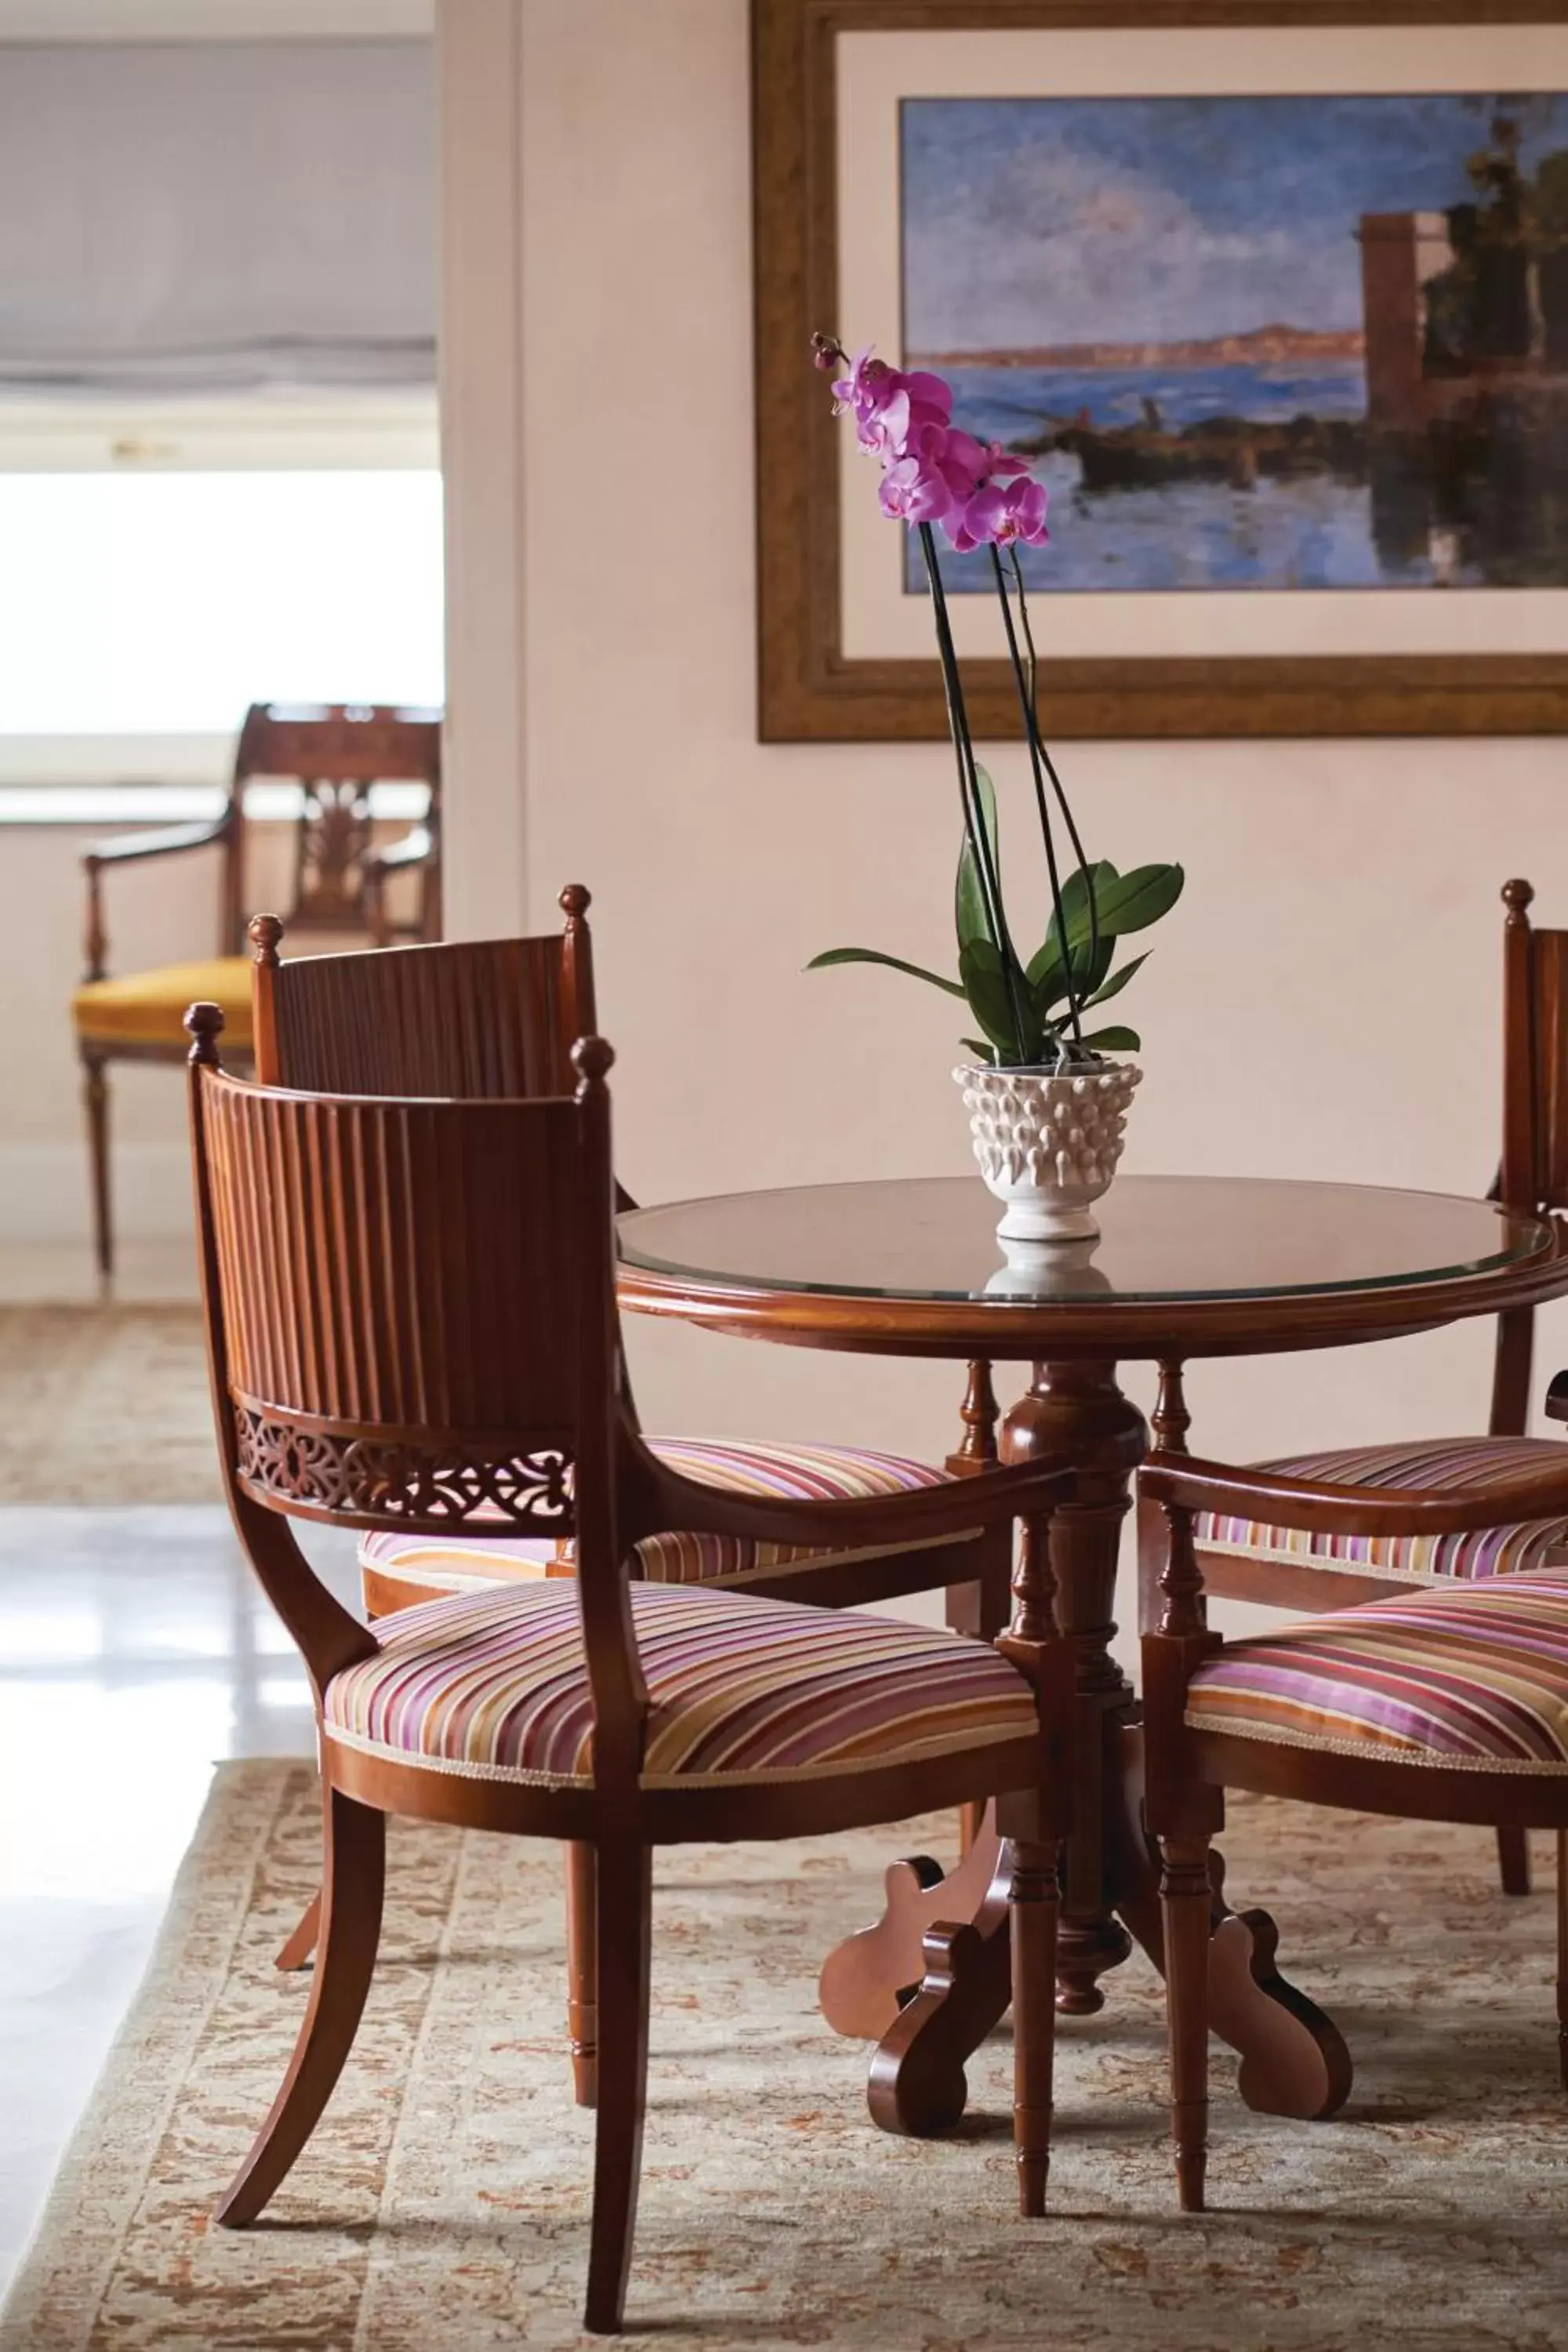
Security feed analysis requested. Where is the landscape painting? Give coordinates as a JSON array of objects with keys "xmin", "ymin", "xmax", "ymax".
[{"xmin": 901, "ymin": 91, "xmax": 1568, "ymax": 593}]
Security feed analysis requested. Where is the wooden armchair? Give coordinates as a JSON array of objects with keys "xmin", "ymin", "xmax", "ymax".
[
  {"xmin": 71, "ymin": 700, "xmax": 441, "ymax": 1284},
  {"xmin": 1145, "ymin": 879, "xmax": 1568, "ymax": 1898},
  {"xmin": 1140, "ymin": 1446, "xmax": 1568, "ymax": 2215},
  {"xmin": 249, "ymin": 893, "xmax": 1017, "ymax": 2105},
  {"xmin": 184, "ymin": 1004, "xmax": 1074, "ymax": 2334}
]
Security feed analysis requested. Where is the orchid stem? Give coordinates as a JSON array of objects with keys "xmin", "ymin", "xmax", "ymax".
[
  {"xmin": 989, "ymin": 545, "xmax": 1084, "ymax": 1046},
  {"xmin": 1007, "ymin": 543, "xmax": 1100, "ymax": 1004},
  {"xmin": 918, "ymin": 523, "xmax": 1030, "ymax": 1064}
]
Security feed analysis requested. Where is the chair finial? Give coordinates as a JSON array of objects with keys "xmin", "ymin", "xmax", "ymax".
[
  {"xmin": 560, "ymin": 883, "xmax": 592, "ymax": 927},
  {"xmin": 249, "ymin": 913, "xmax": 284, "ymax": 967},
  {"xmin": 1503, "ymin": 878, "xmax": 1535, "ymax": 922},
  {"xmin": 572, "ymin": 1034, "xmax": 615, "ymax": 1092},
  {"xmin": 185, "ymin": 1001, "xmax": 226, "ymax": 1067}
]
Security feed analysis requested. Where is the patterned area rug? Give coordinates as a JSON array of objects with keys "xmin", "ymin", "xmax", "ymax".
[
  {"xmin": 5, "ymin": 1764, "xmax": 1566, "ymax": 2349},
  {"xmin": 0, "ymin": 1305, "xmax": 216, "ymax": 1501}
]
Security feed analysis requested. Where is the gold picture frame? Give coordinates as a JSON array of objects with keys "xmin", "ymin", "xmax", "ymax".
[{"xmin": 753, "ymin": 0, "xmax": 1568, "ymax": 739}]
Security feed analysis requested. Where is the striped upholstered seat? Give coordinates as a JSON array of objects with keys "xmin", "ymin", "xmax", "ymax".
[
  {"xmin": 358, "ymin": 1436, "xmax": 971, "ymax": 1614},
  {"xmin": 1195, "ymin": 1439, "xmax": 1568, "ymax": 1584},
  {"xmin": 322, "ymin": 1578, "xmax": 1036, "ymax": 1790},
  {"xmin": 1186, "ymin": 1570, "xmax": 1568, "ymax": 1769}
]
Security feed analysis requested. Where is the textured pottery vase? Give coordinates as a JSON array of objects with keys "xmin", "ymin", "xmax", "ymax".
[{"xmin": 955, "ymin": 1059, "xmax": 1142, "ymax": 1244}]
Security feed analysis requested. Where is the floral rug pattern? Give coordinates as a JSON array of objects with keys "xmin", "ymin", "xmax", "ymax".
[{"xmin": 4, "ymin": 1762, "xmax": 1566, "ymax": 2349}]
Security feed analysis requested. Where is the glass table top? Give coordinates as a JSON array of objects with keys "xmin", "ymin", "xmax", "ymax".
[{"xmin": 618, "ymin": 1175, "xmax": 1551, "ymax": 1308}]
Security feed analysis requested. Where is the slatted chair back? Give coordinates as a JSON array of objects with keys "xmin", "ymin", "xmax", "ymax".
[
  {"xmin": 216, "ymin": 702, "xmax": 444, "ymax": 955},
  {"xmin": 184, "ymin": 1006, "xmax": 647, "ymax": 1780},
  {"xmin": 247, "ymin": 885, "xmax": 596, "ymax": 1099}
]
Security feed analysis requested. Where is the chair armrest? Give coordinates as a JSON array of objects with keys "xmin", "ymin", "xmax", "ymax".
[
  {"xmin": 82, "ymin": 816, "xmax": 231, "ymax": 981},
  {"xmin": 1544, "ymin": 1371, "xmax": 1568, "ymax": 1424},
  {"xmin": 1140, "ymin": 1446, "xmax": 1568, "ymax": 1541},
  {"xmin": 362, "ymin": 821, "xmax": 435, "ymax": 876},
  {"xmin": 84, "ymin": 816, "xmax": 230, "ymax": 869},
  {"xmin": 626, "ymin": 1439, "xmax": 1074, "ymax": 1553},
  {"xmin": 361, "ymin": 823, "xmax": 437, "ymax": 945}
]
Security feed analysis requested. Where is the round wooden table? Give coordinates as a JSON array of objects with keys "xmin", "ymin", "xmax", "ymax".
[{"xmin": 618, "ymin": 1174, "xmax": 1568, "ymax": 2136}]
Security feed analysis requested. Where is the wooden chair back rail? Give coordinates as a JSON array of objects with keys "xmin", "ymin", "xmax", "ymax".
[
  {"xmin": 187, "ymin": 1011, "xmax": 654, "ymax": 1780},
  {"xmin": 77, "ymin": 703, "xmax": 443, "ymax": 1290},
  {"xmin": 227, "ymin": 704, "xmax": 442, "ymax": 956},
  {"xmin": 252, "ymin": 919, "xmax": 593, "ymax": 1098},
  {"xmin": 198, "ymin": 1070, "xmax": 590, "ymax": 1508},
  {"xmin": 1492, "ymin": 879, "xmax": 1568, "ymax": 1432}
]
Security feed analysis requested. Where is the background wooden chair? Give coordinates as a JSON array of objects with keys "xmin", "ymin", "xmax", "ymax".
[
  {"xmin": 1139, "ymin": 1446, "xmax": 1568, "ymax": 2216},
  {"xmin": 185, "ymin": 1005, "xmax": 1073, "ymax": 2333},
  {"xmin": 71, "ymin": 700, "xmax": 441, "ymax": 1284},
  {"xmin": 250, "ymin": 893, "xmax": 1015, "ymax": 2099},
  {"xmin": 1142, "ymin": 879, "xmax": 1568, "ymax": 1897}
]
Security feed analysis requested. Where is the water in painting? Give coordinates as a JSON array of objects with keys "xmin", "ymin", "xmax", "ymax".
[{"xmin": 898, "ymin": 92, "xmax": 1568, "ymax": 592}]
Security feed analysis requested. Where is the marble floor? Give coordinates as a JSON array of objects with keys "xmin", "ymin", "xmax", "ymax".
[{"xmin": 0, "ymin": 1504, "xmax": 358, "ymax": 2298}]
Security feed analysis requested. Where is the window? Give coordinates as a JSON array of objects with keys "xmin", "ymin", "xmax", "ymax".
[{"xmin": 0, "ymin": 464, "xmax": 443, "ymax": 742}]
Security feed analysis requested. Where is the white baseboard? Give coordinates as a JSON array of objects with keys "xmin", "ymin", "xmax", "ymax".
[{"xmin": 0, "ymin": 1142, "xmax": 194, "ymax": 1247}]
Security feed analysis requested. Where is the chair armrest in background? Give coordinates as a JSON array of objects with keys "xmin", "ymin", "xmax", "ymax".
[
  {"xmin": 82, "ymin": 815, "xmax": 232, "ymax": 981},
  {"xmin": 1139, "ymin": 1447, "xmax": 1568, "ymax": 1541},
  {"xmin": 626, "ymin": 1439, "xmax": 1074, "ymax": 1555}
]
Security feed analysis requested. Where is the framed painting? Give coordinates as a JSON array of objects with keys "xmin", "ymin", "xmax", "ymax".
[{"xmin": 753, "ymin": 0, "xmax": 1568, "ymax": 737}]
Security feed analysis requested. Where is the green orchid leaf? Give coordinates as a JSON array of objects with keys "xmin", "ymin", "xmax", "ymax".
[
  {"xmin": 1081, "ymin": 950, "xmax": 1150, "ymax": 1011},
  {"xmin": 959, "ymin": 936, "xmax": 1041, "ymax": 1063},
  {"xmin": 959, "ymin": 1036, "xmax": 996, "ymax": 1065},
  {"xmin": 805, "ymin": 947, "xmax": 967, "ymax": 999},
  {"xmin": 1054, "ymin": 858, "xmax": 1119, "ymax": 939},
  {"xmin": 1031, "ymin": 860, "xmax": 1184, "ymax": 977},
  {"xmin": 955, "ymin": 766, "xmax": 1002, "ymax": 953},
  {"xmin": 1088, "ymin": 862, "xmax": 1185, "ymax": 938},
  {"xmin": 1079, "ymin": 1024, "xmax": 1141, "ymax": 1053},
  {"xmin": 1027, "ymin": 867, "xmax": 1109, "ymax": 984},
  {"xmin": 1032, "ymin": 933, "xmax": 1116, "ymax": 1014}
]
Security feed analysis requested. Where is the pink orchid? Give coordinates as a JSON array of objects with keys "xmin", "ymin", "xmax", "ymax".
[
  {"xmin": 832, "ymin": 347, "xmax": 953, "ymax": 459},
  {"xmin": 993, "ymin": 474, "xmax": 1050, "ymax": 546},
  {"xmin": 877, "ymin": 452, "xmax": 953, "ymax": 524},
  {"xmin": 942, "ymin": 471, "xmax": 1050, "ymax": 553}
]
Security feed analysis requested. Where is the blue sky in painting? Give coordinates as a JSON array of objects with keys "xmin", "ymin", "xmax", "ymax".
[{"xmin": 902, "ymin": 93, "xmax": 1568, "ymax": 350}]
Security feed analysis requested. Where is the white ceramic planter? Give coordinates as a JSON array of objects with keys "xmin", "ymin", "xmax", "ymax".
[{"xmin": 955, "ymin": 1059, "xmax": 1142, "ymax": 1244}]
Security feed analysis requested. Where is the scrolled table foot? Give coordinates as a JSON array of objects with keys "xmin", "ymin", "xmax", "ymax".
[
  {"xmin": 818, "ymin": 1812, "xmax": 1004, "ymax": 2041},
  {"xmin": 866, "ymin": 1916, "xmax": 1012, "ymax": 2137},
  {"xmin": 1209, "ymin": 1903, "xmax": 1353, "ymax": 2120}
]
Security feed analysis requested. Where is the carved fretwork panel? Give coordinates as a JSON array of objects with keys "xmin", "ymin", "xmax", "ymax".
[
  {"xmin": 234, "ymin": 1406, "xmax": 577, "ymax": 1532},
  {"xmin": 289, "ymin": 779, "xmax": 376, "ymax": 930}
]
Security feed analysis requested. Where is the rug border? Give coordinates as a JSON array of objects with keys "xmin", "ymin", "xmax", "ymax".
[{"xmin": 0, "ymin": 1759, "xmax": 307, "ymax": 2352}]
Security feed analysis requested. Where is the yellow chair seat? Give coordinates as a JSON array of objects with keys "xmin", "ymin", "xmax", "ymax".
[{"xmin": 72, "ymin": 956, "xmax": 255, "ymax": 1050}]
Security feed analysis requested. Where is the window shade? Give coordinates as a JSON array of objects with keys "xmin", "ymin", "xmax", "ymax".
[{"xmin": 0, "ymin": 39, "xmax": 435, "ymax": 397}]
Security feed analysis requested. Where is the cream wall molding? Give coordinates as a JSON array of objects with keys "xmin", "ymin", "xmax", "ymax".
[{"xmin": 434, "ymin": 0, "xmax": 528, "ymax": 937}]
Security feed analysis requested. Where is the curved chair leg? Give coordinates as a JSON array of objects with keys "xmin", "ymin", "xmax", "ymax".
[
  {"xmin": 583, "ymin": 1839, "xmax": 652, "ymax": 2336},
  {"xmin": 1497, "ymin": 1824, "xmax": 1532, "ymax": 1897},
  {"xmin": 275, "ymin": 1890, "xmax": 321, "ymax": 1973},
  {"xmin": 217, "ymin": 1785, "xmax": 386, "ymax": 2227},
  {"xmin": 81, "ymin": 1050, "xmax": 113, "ymax": 1290},
  {"xmin": 1008, "ymin": 1836, "xmax": 1062, "ymax": 2216},
  {"xmin": 1160, "ymin": 1831, "xmax": 1212, "ymax": 2215},
  {"xmin": 566, "ymin": 1842, "xmax": 599, "ymax": 2107}
]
